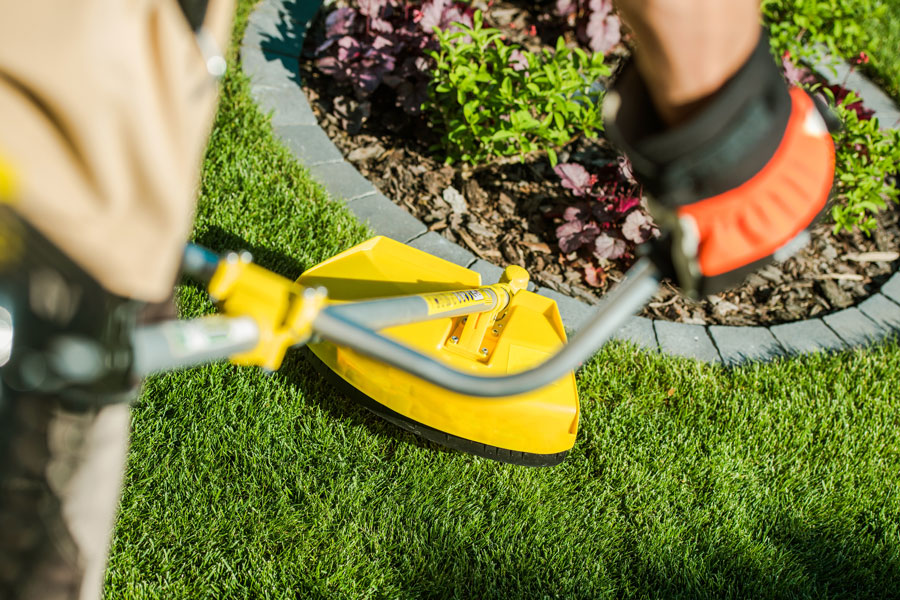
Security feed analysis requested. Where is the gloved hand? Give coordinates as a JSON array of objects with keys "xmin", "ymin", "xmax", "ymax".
[
  {"xmin": 603, "ymin": 31, "xmax": 837, "ymax": 298},
  {"xmin": 0, "ymin": 204, "xmax": 144, "ymax": 406}
]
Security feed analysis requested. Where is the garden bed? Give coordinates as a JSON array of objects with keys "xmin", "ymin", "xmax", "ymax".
[{"xmin": 299, "ymin": 0, "xmax": 900, "ymax": 327}]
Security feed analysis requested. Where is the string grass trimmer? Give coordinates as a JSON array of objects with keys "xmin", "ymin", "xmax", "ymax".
[{"xmin": 3, "ymin": 236, "xmax": 660, "ymax": 466}]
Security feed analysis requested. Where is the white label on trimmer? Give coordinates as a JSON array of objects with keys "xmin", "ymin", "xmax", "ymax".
[{"xmin": 425, "ymin": 289, "xmax": 487, "ymax": 314}]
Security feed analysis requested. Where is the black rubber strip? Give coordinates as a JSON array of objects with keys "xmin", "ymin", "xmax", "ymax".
[{"xmin": 301, "ymin": 348, "xmax": 569, "ymax": 468}]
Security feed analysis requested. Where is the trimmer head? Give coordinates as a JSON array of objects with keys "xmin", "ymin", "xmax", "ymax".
[{"xmin": 298, "ymin": 237, "xmax": 579, "ymax": 466}]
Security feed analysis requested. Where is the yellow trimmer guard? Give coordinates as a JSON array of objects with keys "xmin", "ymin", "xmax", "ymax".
[{"xmin": 298, "ymin": 237, "xmax": 579, "ymax": 466}]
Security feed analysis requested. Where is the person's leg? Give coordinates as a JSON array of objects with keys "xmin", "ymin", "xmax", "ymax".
[
  {"xmin": 0, "ymin": 1, "xmax": 233, "ymax": 598},
  {"xmin": 0, "ymin": 397, "xmax": 130, "ymax": 600},
  {"xmin": 614, "ymin": 0, "xmax": 761, "ymax": 125}
]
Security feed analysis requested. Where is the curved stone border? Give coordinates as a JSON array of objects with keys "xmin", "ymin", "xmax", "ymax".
[{"xmin": 241, "ymin": 0, "xmax": 900, "ymax": 366}]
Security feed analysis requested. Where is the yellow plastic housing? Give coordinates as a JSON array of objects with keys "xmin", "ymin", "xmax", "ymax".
[
  {"xmin": 208, "ymin": 255, "xmax": 324, "ymax": 370},
  {"xmin": 299, "ymin": 236, "xmax": 579, "ymax": 457}
]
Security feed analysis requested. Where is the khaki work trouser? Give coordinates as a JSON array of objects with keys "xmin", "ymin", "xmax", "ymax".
[
  {"xmin": 0, "ymin": 0, "xmax": 233, "ymax": 303},
  {"xmin": 0, "ymin": 1, "xmax": 233, "ymax": 598}
]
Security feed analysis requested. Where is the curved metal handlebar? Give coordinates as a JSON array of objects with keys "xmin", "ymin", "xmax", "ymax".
[
  {"xmin": 311, "ymin": 259, "xmax": 660, "ymax": 397},
  {"xmin": 127, "ymin": 257, "xmax": 659, "ymax": 397},
  {"xmin": 126, "ymin": 258, "xmax": 659, "ymax": 395}
]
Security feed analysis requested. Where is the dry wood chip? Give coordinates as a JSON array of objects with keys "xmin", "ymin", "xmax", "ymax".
[
  {"xmin": 347, "ymin": 145, "xmax": 383, "ymax": 163},
  {"xmin": 648, "ymin": 296, "xmax": 679, "ymax": 308},
  {"xmin": 814, "ymin": 273, "xmax": 865, "ymax": 281},
  {"xmin": 758, "ymin": 264, "xmax": 785, "ymax": 284},
  {"xmin": 442, "ymin": 187, "xmax": 468, "ymax": 214},
  {"xmin": 521, "ymin": 241, "xmax": 552, "ymax": 253},
  {"xmin": 713, "ymin": 300, "xmax": 740, "ymax": 317},
  {"xmin": 457, "ymin": 228, "xmax": 501, "ymax": 260},
  {"xmin": 501, "ymin": 241, "xmax": 523, "ymax": 265},
  {"xmin": 844, "ymin": 251, "xmax": 900, "ymax": 263},
  {"xmin": 466, "ymin": 221, "xmax": 495, "ymax": 238}
]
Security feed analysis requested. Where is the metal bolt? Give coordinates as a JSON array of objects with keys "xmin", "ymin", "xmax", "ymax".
[
  {"xmin": 492, "ymin": 329, "xmax": 499, "ymax": 335},
  {"xmin": 461, "ymin": 317, "xmax": 467, "ymax": 324},
  {"xmin": 450, "ymin": 336, "xmax": 459, "ymax": 343},
  {"xmin": 481, "ymin": 347, "xmax": 488, "ymax": 355}
]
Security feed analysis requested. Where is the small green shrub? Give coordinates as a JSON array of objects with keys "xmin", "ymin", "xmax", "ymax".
[
  {"xmin": 761, "ymin": 0, "xmax": 887, "ymax": 65},
  {"xmin": 424, "ymin": 10, "xmax": 609, "ymax": 166},
  {"xmin": 829, "ymin": 90, "xmax": 900, "ymax": 235}
]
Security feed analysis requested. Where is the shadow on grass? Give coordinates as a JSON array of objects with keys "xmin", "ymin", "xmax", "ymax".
[
  {"xmin": 379, "ymin": 508, "xmax": 900, "ymax": 599},
  {"xmin": 192, "ymin": 225, "xmax": 310, "ymax": 279},
  {"xmin": 616, "ymin": 514, "xmax": 900, "ymax": 599}
]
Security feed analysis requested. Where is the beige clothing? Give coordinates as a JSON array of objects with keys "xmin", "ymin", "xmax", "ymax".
[
  {"xmin": 0, "ymin": 2, "xmax": 233, "ymax": 599},
  {"xmin": 0, "ymin": 0, "xmax": 233, "ymax": 302}
]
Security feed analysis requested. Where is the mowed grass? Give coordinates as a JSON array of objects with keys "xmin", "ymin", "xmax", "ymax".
[
  {"xmin": 108, "ymin": 342, "xmax": 900, "ymax": 597},
  {"xmin": 105, "ymin": 2, "xmax": 900, "ymax": 598}
]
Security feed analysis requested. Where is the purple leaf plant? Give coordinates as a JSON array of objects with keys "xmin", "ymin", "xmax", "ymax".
[
  {"xmin": 554, "ymin": 0, "xmax": 623, "ymax": 54},
  {"xmin": 780, "ymin": 51, "xmax": 875, "ymax": 121},
  {"xmin": 584, "ymin": 0, "xmax": 621, "ymax": 54},
  {"xmin": 553, "ymin": 159, "xmax": 658, "ymax": 287},
  {"xmin": 315, "ymin": 0, "xmax": 472, "ymax": 117}
]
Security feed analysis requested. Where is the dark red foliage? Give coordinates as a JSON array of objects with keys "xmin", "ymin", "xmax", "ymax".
[
  {"xmin": 554, "ymin": 0, "xmax": 622, "ymax": 54},
  {"xmin": 825, "ymin": 83, "xmax": 876, "ymax": 121},
  {"xmin": 315, "ymin": 0, "xmax": 472, "ymax": 115},
  {"xmin": 552, "ymin": 160, "xmax": 657, "ymax": 276},
  {"xmin": 780, "ymin": 53, "xmax": 875, "ymax": 122}
]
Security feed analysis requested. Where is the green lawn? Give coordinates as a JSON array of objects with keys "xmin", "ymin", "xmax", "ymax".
[{"xmin": 104, "ymin": 3, "xmax": 900, "ymax": 598}]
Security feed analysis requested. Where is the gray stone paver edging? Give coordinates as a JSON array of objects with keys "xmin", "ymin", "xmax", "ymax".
[
  {"xmin": 242, "ymin": 0, "xmax": 900, "ymax": 365},
  {"xmin": 655, "ymin": 322, "xmax": 721, "ymax": 364},
  {"xmin": 769, "ymin": 318, "xmax": 846, "ymax": 355}
]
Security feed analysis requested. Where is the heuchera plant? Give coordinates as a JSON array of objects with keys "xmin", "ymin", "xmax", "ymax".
[
  {"xmin": 554, "ymin": 0, "xmax": 622, "ymax": 54},
  {"xmin": 315, "ymin": 0, "xmax": 472, "ymax": 116},
  {"xmin": 553, "ymin": 159, "xmax": 658, "ymax": 286}
]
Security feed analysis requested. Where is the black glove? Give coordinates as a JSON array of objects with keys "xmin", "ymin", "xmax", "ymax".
[
  {"xmin": 603, "ymin": 31, "xmax": 837, "ymax": 297},
  {"xmin": 0, "ymin": 205, "xmax": 144, "ymax": 407}
]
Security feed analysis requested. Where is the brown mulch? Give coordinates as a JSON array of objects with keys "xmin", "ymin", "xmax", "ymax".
[{"xmin": 298, "ymin": 2, "xmax": 900, "ymax": 327}]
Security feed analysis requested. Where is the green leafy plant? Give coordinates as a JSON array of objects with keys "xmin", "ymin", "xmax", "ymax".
[
  {"xmin": 829, "ymin": 90, "xmax": 900, "ymax": 235},
  {"xmin": 761, "ymin": 0, "xmax": 886, "ymax": 66},
  {"xmin": 424, "ymin": 10, "xmax": 609, "ymax": 166}
]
